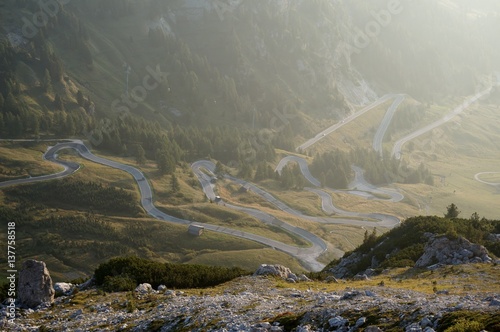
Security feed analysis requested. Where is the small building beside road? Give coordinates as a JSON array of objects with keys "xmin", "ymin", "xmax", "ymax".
[{"xmin": 188, "ymin": 224, "xmax": 204, "ymax": 236}]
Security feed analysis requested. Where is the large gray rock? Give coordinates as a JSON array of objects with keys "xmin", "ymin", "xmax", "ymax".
[
  {"xmin": 18, "ymin": 260, "xmax": 55, "ymax": 308},
  {"xmin": 253, "ymin": 264, "xmax": 297, "ymax": 281},
  {"xmin": 415, "ymin": 235, "xmax": 492, "ymax": 268}
]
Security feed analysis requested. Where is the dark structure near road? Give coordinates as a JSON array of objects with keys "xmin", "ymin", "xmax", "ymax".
[{"xmin": 188, "ymin": 224, "xmax": 204, "ymax": 236}]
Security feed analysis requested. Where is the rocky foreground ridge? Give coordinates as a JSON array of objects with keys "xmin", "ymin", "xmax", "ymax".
[{"xmin": 2, "ymin": 263, "xmax": 500, "ymax": 332}]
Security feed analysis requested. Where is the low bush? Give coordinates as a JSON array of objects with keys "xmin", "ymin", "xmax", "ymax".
[{"xmin": 94, "ymin": 256, "xmax": 250, "ymax": 291}]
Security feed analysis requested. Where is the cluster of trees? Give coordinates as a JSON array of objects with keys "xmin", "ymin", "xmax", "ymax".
[
  {"xmin": 95, "ymin": 113, "xmax": 281, "ymax": 177},
  {"xmin": 0, "ymin": 29, "xmax": 94, "ymax": 139},
  {"xmin": 253, "ymin": 162, "xmax": 277, "ymax": 182},
  {"xmin": 277, "ymin": 163, "xmax": 307, "ymax": 190},
  {"xmin": 0, "ymin": 39, "xmax": 38, "ymax": 138},
  {"xmin": 351, "ymin": 149, "xmax": 434, "ymax": 186},
  {"xmin": 15, "ymin": 0, "xmax": 93, "ymax": 66},
  {"xmin": 94, "ymin": 256, "xmax": 249, "ymax": 291},
  {"xmin": 310, "ymin": 149, "xmax": 351, "ymax": 189},
  {"xmin": 5, "ymin": 179, "xmax": 141, "ymax": 216},
  {"xmin": 310, "ymin": 148, "xmax": 434, "ymax": 188}
]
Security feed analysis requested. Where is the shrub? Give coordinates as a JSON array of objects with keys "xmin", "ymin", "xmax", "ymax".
[
  {"xmin": 437, "ymin": 311, "xmax": 500, "ymax": 332},
  {"xmin": 94, "ymin": 256, "xmax": 250, "ymax": 291},
  {"xmin": 444, "ymin": 318, "xmax": 483, "ymax": 332},
  {"xmin": 102, "ymin": 275, "xmax": 136, "ymax": 292}
]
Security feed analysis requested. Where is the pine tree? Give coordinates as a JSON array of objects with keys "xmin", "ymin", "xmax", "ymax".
[
  {"xmin": 215, "ymin": 161, "xmax": 225, "ymax": 176},
  {"xmin": 171, "ymin": 173, "xmax": 180, "ymax": 193},
  {"xmin": 76, "ymin": 90, "xmax": 84, "ymax": 107},
  {"xmin": 32, "ymin": 116, "xmax": 40, "ymax": 137},
  {"xmin": 65, "ymin": 114, "xmax": 76, "ymax": 136},
  {"xmin": 42, "ymin": 69, "xmax": 52, "ymax": 93},
  {"xmin": 0, "ymin": 113, "xmax": 5, "ymax": 137},
  {"xmin": 444, "ymin": 203, "xmax": 460, "ymax": 219},
  {"xmin": 135, "ymin": 145, "xmax": 146, "ymax": 165},
  {"xmin": 156, "ymin": 150, "xmax": 174, "ymax": 175},
  {"xmin": 54, "ymin": 94, "xmax": 64, "ymax": 111}
]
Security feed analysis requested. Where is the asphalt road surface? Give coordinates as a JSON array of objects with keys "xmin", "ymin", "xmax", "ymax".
[
  {"xmin": 373, "ymin": 94, "xmax": 406, "ymax": 157},
  {"xmin": 297, "ymin": 94, "xmax": 395, "ymax": 152}
]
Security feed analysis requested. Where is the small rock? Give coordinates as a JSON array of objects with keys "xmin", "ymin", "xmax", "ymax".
[
  {"xmin": 70, "ymin": 309, "xmax": 83, "ymax": 319},
  {"xmin": 328, "ymin": 316, "xmax": 348, "ymax": 328},
  {"xmin": 406, "ymin": 322, "xmax": 423, "ymax": 331},
  {"xmin": 298, "ymin": 274, "xmax": 312, "ymax": 282},
  {"xmin": 420, "ymin": 317, "xmax": 432, "ymax": 328},
  {"xmin": 355, "ymin": 317, "xmax": 366, "ymax": 327},
  {"xmin": 325, "ymin": 276, "xmax": 339, "ymax": 283},
  {"xmin": 78, "ymin": 277, "xmax": 95, "ymax": 290},
  {"xmin": 54, "ymin": 282, "xmax": 74, "ymax": 297},
  {"xmin": 489, "ymin": 298, "xmax": 500, "ymax": 306},
  {"xmin": 257, "ymin": 322, "xmax": 272, "ymax": 329},
  {"xmin": 365, "ymin": 327, "xmax": 383, "ymax": 332},
  {"xmin": 353, "ymin": 274, "xmax": 370, "ymax": 281},
  {"xmin": 365, "ymin": 268, "xmax": 377, "ymax": 276},
  {"xmin": 157, "ymin": 285, "xmax": 167, "ymax": 292},
  {"xmin": 135, "ymin": 283, "xmax": 154, "ymax": 294},
  {"xmin": 365, "ymin": 290, "xmax": 377, "ymax": 297},
  {"xmin": 342, "ymin": 290, "xmax": 360, "ymax": 300}
]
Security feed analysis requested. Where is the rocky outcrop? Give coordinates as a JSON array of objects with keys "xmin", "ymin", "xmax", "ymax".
[
  {"xmin": 17, "ymin": 260, "xmax": 55, "ymax": 308},
  {"xmin": 253, "ymin": 264, "xmax": 299, "ymax": 282},
  {"xmin": 415, "ymin": 235, "xmax": 492, "ymax": 268},
  {"xmin": 328, "ymin": 252, "xmax": 363, "ymax": 278}
]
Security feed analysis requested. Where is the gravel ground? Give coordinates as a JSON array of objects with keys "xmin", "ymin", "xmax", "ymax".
[{"xmin": 2, "ymin": 276, "xmax": 499, "ymax": 332}]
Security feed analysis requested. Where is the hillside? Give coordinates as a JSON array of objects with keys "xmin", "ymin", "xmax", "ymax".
[
  {"xmin": 2, "ymin": 0, "xmax": 499, "ymax": 138},
  {"xmin": 326, "ymin": 214, "xmax": 500, "ymax": 278},
  {"xmin": 1, "ymin": 0, "xmax": 500, "ymax": 294}
]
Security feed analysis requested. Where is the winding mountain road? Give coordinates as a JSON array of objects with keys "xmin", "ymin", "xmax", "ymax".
[
  {"xmin": 373, "ymin": 94, "xmax": 405, "ymax": 157},
  {"xmin": 392, "ymin": 87, "xmax": 493, "ymax": 159},
  {"xmin": 198, "ymin": 159, "xmax": 400, "ymax": 227},
  {"xmin": 297, "ymin": 94, "xmax": 396, "ymax": 152},
  {"xmin": 474, "ymin": 172, "xmax": 500, "ymax": 191},
  {"xmin": 0, "ymin": 140, "xmax": 328, "ymax": 271}
]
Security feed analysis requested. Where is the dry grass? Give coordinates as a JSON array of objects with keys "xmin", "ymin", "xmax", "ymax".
[
  {"xmin": 277, "ymin": 264, "xmax": 500, "ymax": 296},
  {"xmin": 0, "ymin": 142, "xmax": 63, "ymax": 180}
]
